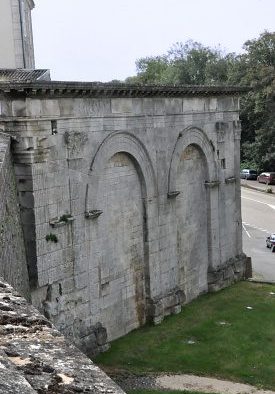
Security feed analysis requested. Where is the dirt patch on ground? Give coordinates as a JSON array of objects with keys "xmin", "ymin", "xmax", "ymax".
[
  {"xmin": 108, "ymin": 370, "xmax": 275, "ymax": 394},
  {"xmin": 156, "ymin": 374, "xmax": 275, "ymax": 394}
]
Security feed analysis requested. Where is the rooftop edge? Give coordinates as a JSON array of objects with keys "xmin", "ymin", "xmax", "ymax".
[{"xmin": 0, "ymin": 80, "xmax": 250, "ymax": 98}]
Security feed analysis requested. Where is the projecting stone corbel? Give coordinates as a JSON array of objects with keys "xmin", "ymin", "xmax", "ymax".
[
  {"xmin": 205, "ymin": 180, "xmax": 220, "ymax": 188},
  {"xmin": 49, "ymin": 214, "xmax": 74, "ymax": 228},
  {"xmin": 85, "ymin": 210, "xmax": 103, "ymax": 219},
  {"xmin": 225, "ymin": 177, "xmax": 236, "ymax": 184},
  {"xmin": 167, "ymin": 191, "xmax": 180, "ymax": 199}
]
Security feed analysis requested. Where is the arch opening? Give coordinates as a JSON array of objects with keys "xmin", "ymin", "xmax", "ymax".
[
  {"xmin": 175, "ymin": 143, "xmax": 210, "ymax": 302},
  {"xmin": 86, "ymin": 132, "xmax": 157, "ymax": 341},
  {"xmin": 168, "ymin": 127, "xmax": 220, "ymax": 302}
]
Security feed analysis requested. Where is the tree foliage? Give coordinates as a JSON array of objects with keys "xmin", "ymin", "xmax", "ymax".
[
  {"xmin": 234, "ymin": 32, "xmax": 275, "ymax": 170},
  {"xmin": 127, "ymin": 40, "xmax": 232, "ymax": 86},
  {"xmin": 125, "ymin": 32, "xmax": 275, "ymax": 171}
]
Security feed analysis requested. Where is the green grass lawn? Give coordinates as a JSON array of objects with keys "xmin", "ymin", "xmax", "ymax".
[{"xmin": 96, "ymin": 282, "xmax": 275, "ymax": 390}]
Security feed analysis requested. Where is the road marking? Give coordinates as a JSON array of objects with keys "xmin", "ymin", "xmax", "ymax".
[
  {"xmin": 241, "ymin": 196, "xmax": 265, "ymax": 204},
  {"xmin": 242, "ymin": 196, "xmax": 275, "ymax": 212},
  {"xmin": 242, "ymin": 196, "xmax": 270, "ymax": 205},
  {"xmin": 242, "ymin": 223, "xmax": 251, "ymax": 238},
  {"xmin": 242, "ymin": 221, "xmax": 270, "ymax": 234}
]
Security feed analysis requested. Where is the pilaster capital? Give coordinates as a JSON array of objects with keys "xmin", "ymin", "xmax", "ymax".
[
  {"xmin": 233, "ymin": 120, "xmax": 242, "ymax": 140},
  {"xmin": 12, "ymin": 135, "xmax": 51, "ymax": 164}
]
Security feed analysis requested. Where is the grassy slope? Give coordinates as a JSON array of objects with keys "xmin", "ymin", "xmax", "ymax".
[{"xmin": 96, "ymin": 282, "xmax": 275, "ymax": 390}]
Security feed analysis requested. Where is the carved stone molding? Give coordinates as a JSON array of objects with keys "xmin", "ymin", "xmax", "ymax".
[
  {"xmin": 11, "ymin": 136, "xmax": 52, "ymax": 164},
  {"xmin": 216, "ymin": 130, "xmax": 225, "ymax": 143},
  {"xmin": 64, "ymin": 131, "xmax": 88, "ymax": 154},
  {"xmin": 215, "ymin": 122, "xmax": 229, "ymax": 132},
  {"xmin": 233, "ymin": 120, "xmax": 242, "ymax": 140},
  {"xmin": 215, "ymin": 122, "xmax": 229, "ymax": 143}
]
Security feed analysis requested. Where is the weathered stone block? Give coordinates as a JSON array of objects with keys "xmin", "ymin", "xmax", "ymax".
[{"xmin": 94, "ymin": 322, "xmax": 108, "ymax": 346}]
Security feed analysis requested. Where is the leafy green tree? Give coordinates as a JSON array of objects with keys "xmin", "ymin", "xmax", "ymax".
[
  {"xmin": 127, "ymin": 56, "xmax": 170, "ymax": 84},
  {"xmin": 233, "ymin": 32, "xmax": 275, "ymax": 170},
  {"xmin": 125, "ymin": 32, "xmax": 275, "ymax": 171},
  {"xmin": 129, "ymin": 40, "xmax": 233, "ymax": 86}
]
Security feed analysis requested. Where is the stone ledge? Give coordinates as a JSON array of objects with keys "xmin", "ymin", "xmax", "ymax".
[{"xmin": 0, "ymin": 278, "xmax": 124, "ymax": 394}]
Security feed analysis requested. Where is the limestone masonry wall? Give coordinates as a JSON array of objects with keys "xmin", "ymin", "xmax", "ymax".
[
  {"xmin": 0, "ymin": 276, "xmax": 124, "ymax": 393},
  {"xmin": 0, "ymin": 133, "xmax": 29, "ymax": 298},
  {"xmin": 0, "ymin": 89, "xmax": 248, "ymax": 355}
]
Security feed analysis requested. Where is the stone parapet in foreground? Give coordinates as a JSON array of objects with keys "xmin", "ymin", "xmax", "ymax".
[
  {"xmin": 0, "ymin": 133, "xmax": 29, "ymax": 299},
  {"xmin": 0, "ymin": 277, "xmax": 124, "ymax": 394}
]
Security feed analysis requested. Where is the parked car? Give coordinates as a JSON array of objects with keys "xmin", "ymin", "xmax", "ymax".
[
  {"xmin": 266, "ymin": 234, "xmax": 275, "ymax": 252},
  {"xmin": 257, "ymin": 172, "xmax": 275, "ymax": 185},
  {"xmin": 240, "ymin": 169, "xmax": 258, "ymax": 180}
]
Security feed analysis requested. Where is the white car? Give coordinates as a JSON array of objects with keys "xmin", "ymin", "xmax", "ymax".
[{"xmin": 266, "ymin": 234, "xmax": 275, "ymax": 252}]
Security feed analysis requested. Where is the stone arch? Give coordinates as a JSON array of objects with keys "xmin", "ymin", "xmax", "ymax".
[
  {"xmin": 168, "ymin": 127, "xmax": 220, "ymax": 300},
  {"xmin": 85, "ymin": 131, "xmax": 158, "ymax": 340},
  {"xmin": 87, "ymin": 131, "xmax": 157, "ymax": 207},
  {"xmin": 168, "ymin": 126, "xmax": 217, "ymax": 194}
]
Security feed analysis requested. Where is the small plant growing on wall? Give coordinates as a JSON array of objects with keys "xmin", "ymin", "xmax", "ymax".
[
  {"xmin": 49, "ymin": 214, "xmax": 74, "ymax": 228},
  {"xmin": 59, "ymin": 214, "xmax": 73, "ymax": 223},
  {"xmin": 46, "ymin": 233, "xmax": 58, "ymax": 243}
]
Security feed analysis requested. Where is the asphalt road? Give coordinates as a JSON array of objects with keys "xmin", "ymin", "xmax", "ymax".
[{"xmin": 241, "ymin": 186, "xmax": 275, "ymax": 281}]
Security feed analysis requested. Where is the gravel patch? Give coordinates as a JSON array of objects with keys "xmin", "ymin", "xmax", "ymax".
[
  {"xmin": 109, "ymin": 371, "xmax": 275, "ymax": 394},
  {"xmin": 112, "ymin": 373, "xmax": 160, "ymax": 392}
]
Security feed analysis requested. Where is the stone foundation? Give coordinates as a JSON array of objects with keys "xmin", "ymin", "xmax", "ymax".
[
  {"xmin": 208, "ymin": 254, "xmax": 248, "ymax": 292},
  {"xmin": 148, "ymin": 288, "xmax": 186, "ymax": 325},
  {"xmin": 75, "ymin": 322, "xmax": 110, "ymax": 358}
]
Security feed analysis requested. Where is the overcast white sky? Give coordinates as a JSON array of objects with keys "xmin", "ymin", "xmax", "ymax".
[{"xmin": 32, "ymin": 0, "xmax": 275, "ymax": 82}]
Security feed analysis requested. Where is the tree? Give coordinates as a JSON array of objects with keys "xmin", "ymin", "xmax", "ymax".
[
  {"xmin": 126, "ymin": 56, "xmax": 169, "ymax": 84},
  {"xmin": 234, "ymin": 32, "xmax": 275, "ymax": 170},
  {"xmin": 128, "ymin": 40, "xmax": 234, "ymax": 86},
  {"xmin": 125, "ymin": 32, "xmax": 275, "ymax": 171}
]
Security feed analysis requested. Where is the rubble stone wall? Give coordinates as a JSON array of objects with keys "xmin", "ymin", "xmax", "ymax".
[
  {"xmin": 0, "ymin": 133, "xmax": 30, "ymax": 298},
  {"xmin": 0, "ymin": 277, "xmax": 124, "ymax": 394}
]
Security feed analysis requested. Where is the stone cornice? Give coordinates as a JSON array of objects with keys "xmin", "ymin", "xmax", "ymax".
[{"xmin": 0, "ymin": 81, "xmax": 250, "ymax": 99}]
